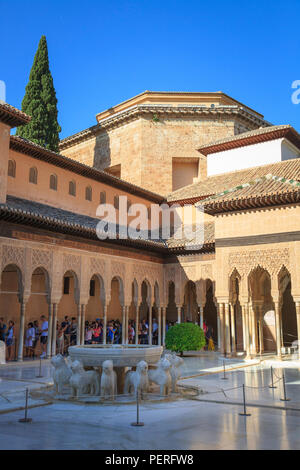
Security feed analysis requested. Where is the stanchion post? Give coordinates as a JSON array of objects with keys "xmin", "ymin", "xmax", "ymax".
[
  {"xmin": 36, "ymin": 357, "xmax": 43, "ymax": 378},
  {"xmin": 280, "ymin": 370, "xmax": 290, "ymax": 402},
  {"xmin": 239, "ymin": 384, "xmax": 251, "ymax": 416},
  {"xmin": 131, "ymin": 389, "xmax": 144, "ymax": 427},
  {"xmin": 18, "ymin": 388, "xmax": 32, "ymax": 423},
  {"xmin": 221, "ymin": 360, "xmax": 228, "ymax": 380},
  {"xmin": 269, "ymin": 366, "xmax": 277, "ymax": 389}
]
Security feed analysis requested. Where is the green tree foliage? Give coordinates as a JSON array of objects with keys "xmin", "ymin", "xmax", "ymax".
[
  {"xmin": 165, "ymin": 322, "xmax": 205, "ymax": 355},
  {"xmin": 17, "ymin": 35, "xmax": 61, "ymax": 152}
]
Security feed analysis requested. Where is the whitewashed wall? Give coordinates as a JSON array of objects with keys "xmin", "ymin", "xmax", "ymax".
[{"xmin": 206, "ymin": 138, "xmax": 300, "ymax": 176}]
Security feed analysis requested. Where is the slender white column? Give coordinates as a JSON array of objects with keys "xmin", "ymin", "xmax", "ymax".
[
  {"xmin": 51, "ymin": 304, "xmax": 57, "ymax": 356},
  {"xmin": 125, "ymin": 306, "xmax": 129, "ymax": 344},
  {"xmin": 148, "ymin": 304, "xmax": 153, "ymax": 345},
  {"xmin": 122, "ymin": 306, "xmax": 126, "ymax": 344},
  {"xmin": 224, "ymin": 303, "xmax": 231, "ymax": 356},
  {"xmin": 275, "ymin": 301, "xmax": 282, "ymax": 358},
  {"xmin": 158, "ymin": 305, "xmax": 162, "ymax": 346},
  {"xmin": 177, "ymin": 306, "xmax": 181, "ymax": 324},
  {"xmin": 81, "ymin": 305, "xmax": 86, "ymax": 345},
  {"xmin": 17, "ymin": 302, "xmax": 26, "ymax": 361},
  {"xmin": 46, "ymin": 303, "xmax": 53, "ymax": 358},
  {"xmin": 230, "ymin": 303, "xmax": 236, "ymax": 355},
  {"xmin": 103, "ymin": 305, "xmax": 107, "ymax": 345},
  {"xmin": 199, "ymin": 304, "xmax": 204, "ymax": 329},
  {"xmin": 217, "ymin": 308, "xmax": 221, "ymax": 350},
  {"xmin": 76, "ymin": 304, "xmax": 81, "ymax": 346},
  {"xmin": 218, "ymin": 303, "xmax": 225, "ymax": 356},
  {"xmin": 135, "ymin": 305, "xmax": 139, "ymax": 345},
  {"xmin": 162, "ymin": 307, "xmax": 166, "ymax": 346}
]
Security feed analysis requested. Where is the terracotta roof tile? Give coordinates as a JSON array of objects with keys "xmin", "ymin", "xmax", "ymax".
[
  {"xmin": 0, "ymin": 102, "xmax": 31, "ymax": 127},
  {"xmin": 198, "ymin": 125, "xmax": 300, "ymax": 155},
  {"xmin": 168, "ymin": 158, "xmax": 300, "ymax": 202}
]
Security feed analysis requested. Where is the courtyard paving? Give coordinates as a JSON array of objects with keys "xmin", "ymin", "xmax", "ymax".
[{"xmin": 0, "ymin": 353, "xmax": 299, "ymax": 449}]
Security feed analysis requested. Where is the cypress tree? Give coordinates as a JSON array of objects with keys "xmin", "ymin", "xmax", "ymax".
[{"xmin": 17, "ymin": 35, "xmax": 61, "ymax": 152}]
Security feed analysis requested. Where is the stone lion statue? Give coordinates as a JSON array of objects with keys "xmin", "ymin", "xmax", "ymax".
[
  {"xmin": 148, "ymin": 357, "xmax": 172, "ymax": 396},
  {"xmin": 164, "ymin": 352, "xmax": 184, "ymax": 392},
  {"xmin": 100, "ymin": 360, "xmax": 117, "ymax": 400},
  {"xmin": 124, "ymin": 360, "xmax": 149, "ymax": 398},
  {"xmin": 51, "ymin": 354, "xmax": 72, "ymax": 395},
  {"xmin": 70, "ymin": 360, "xmax": 100, "ymax": 398}
]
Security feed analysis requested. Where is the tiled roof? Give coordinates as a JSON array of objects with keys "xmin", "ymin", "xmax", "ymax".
[
  {"xmin": 167, "ymin": 221, "xmax": 215, "ymax": 250},
  {"xmin": 0, "ymin": 196, "xmax": 215, "ymax": 253},
  {"xmin": 0, "ymin": 102, "xmax": 31, "ymax": 127},
  {"xmin": 0, "ymin": 196, "xmax": 167, "ymax": 252},
  {"xmin": 10, "ymin": 135, "xmax": 165, "ymax": 204},
  {"xmin": 198, "ymin": 125, "xmax": 300, "ymax": 155},
  {"xmin": 168, "ymin": 158, "xmax": 300, "ymax": 202}
]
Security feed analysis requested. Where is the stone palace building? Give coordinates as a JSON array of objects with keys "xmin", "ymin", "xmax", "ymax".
[{"xmin": 0, "ymin": 91, "xmax": 300, "ymax": 361}]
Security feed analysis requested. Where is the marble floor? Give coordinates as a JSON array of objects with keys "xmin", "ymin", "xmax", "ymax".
[
  {"xmin": 0, "ymin": 398, "xmax": 299, "ymax": 450},
  {"xmin": 0, "ymin": 353, "xmax": 299, "ymax": 449}
]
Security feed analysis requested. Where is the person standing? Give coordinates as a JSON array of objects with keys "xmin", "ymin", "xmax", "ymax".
[
  {"xmin": 40, "ymin": 315, "xmax": 48, "ymax": 359},
  {"xmin": 25, "ymin": 322, "xmax": 35, "ymax": 358},
  {"xmin": 5, "ymin": 321, "xmax": 15, "ymax": 361},
  {"xmin": 70, "ymin": 317, "xmax": 77, "ymax": 346}
]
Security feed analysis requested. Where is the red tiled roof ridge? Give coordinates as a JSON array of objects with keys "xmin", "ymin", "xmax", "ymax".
[
  {"xmin": 0, "ymin": 102, "xmax": 31, "ymax": 127},
  {"xmin": 168, "ymin": 157, "xmax": 300, "ymax": 203},
  {"xmin": 198, "ymin": 124, "xmax": 300, "ymax": 155}
]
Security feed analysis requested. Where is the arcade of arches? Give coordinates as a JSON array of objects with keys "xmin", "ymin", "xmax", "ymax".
[{"xmin": 0, "ymin": 242, "xmax": 300, "ymax": 361}]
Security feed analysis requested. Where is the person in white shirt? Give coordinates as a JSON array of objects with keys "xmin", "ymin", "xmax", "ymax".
[
  {"xmin": 40, "ymin": 315, "xmax": 48, "ymax": 358},
  {"xmin": 25, "ymin": 322, "xmax": 35, "ymax": 358}
]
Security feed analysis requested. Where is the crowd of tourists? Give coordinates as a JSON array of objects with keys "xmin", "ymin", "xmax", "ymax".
[
  {"xmin": 0, "ymin": 314, "xmax": 215, "ymax": 361},
  {"xmin": 0, "ymin": 315, "xmax": 162, "ymax": 361}
]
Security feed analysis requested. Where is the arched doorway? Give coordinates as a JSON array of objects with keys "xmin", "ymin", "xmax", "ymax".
[
  {"xmin": 166, "ymin": 281, "xmax": 177, "ymax": 325},
  {"xmin": 204, "ymin": 279, "xmax": 218, "ymax": 345},
  {"xmin": 0, "ymin": 264, "xmax": 23, "ymax": 360},
  {"xmin": 249, "ymin": 267, "xmax": 276, "ymax": 355},
  {"xmin": 279, "ymin": 267, "xmax": 297, "ymax": 349},
  {"xmin": 138, "ymin": 280, "xmax": 151, "ymax": 344},
  {"xmin": 183, "ymin": 281, "xmax": 198, "ymax": 323},
  {"xmin": 57, "ymin": 270, "xmax": 79, "ymax": 353},
  {"xmin": 107, "ymin": 276, "xmax": 124, "ymax": 343},
  {"xmin": 27, "ymin": 267, "xmax": 50, "ymax": 357}
]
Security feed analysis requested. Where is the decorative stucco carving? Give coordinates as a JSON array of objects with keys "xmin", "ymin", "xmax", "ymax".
[
  {"xmin": 31, "ymin": 249, "xmax": 52, "ymax": 273},
  {"xmin": 1, "ymin": 245, "xmax": 25, "ymax": 272},
  {"xmin": 111, "ymin": 261, "xmax": 125, "ymax": 281},
  {"xmin": 90, "ymin": 258, "xmax": 106, "ymax": 278},
  {"xmin": 228, "ymin": 248, "xmax": 290, "ymax": 277},
  {"xmin": 63, "ymin": 254, "xmax": 81, "ymax": 277}
]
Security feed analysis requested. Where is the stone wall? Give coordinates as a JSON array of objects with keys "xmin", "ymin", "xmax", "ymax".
[{"xmin": 62, "ymin": 115, "xmax": 254, "ymax": 196}]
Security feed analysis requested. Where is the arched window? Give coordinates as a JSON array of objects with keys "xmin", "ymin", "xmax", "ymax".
[
  {"xmin": 8, "ymin": 160, "xmax": 16, "ymax": 178},
  {"xmin": 85, "ymin": 186, "xmax": 92, "ymax": 201},
  {"xmin": 69, "ymin": 180, "xmax": 76, "ymax": 196},
  {"xmin": 29, "ymin": 167, "xmax": 38, "ymax": 184},
  {"xmin": 100, "ymin": 191, "xmax": 106, "ymax": 204},
  {"xmin": 50, "ymin": 174, "xmax": 57, "ymax": 191},
  {"xmin": 114, "ymin": 195, "xmax": 119, "ymax": 210}
]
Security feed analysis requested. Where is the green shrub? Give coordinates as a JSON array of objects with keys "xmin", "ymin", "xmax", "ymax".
[{"xmin": 165, "ymin": 322, "xmax": 205, "ymax": 355}]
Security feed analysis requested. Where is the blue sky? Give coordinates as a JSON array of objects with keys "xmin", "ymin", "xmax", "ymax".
[{"xmin": 1, "ymin": 0, "xmax": 300, "ymax": 138}]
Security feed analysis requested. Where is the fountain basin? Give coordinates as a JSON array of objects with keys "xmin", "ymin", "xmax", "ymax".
[{"xmin": 68, "ymin": 344, "xmax": 163, "ymax": 368}]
